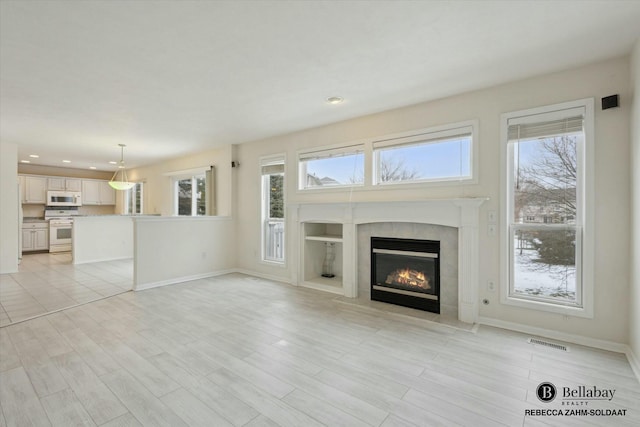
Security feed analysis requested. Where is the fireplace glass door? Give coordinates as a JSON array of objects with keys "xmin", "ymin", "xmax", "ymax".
[{"xmin": 371, "ymin": 237, "xmax": 440, "ymax": 313}]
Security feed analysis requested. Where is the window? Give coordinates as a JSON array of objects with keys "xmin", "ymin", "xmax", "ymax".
[
  {"xmin": 373, "ymin": 123, "xmax": 474, "ymax": 185},
  {"xmin": 261, "ymin": 156, "xmax": 285, "ymax": 263},
  {"xmin": 298, "ymin": 145, "xmax": 364, "ymax": 190},
  {"xmin": 124, "ymin": 182, "xmax": 143, "ymax": 214},
  {"xmin": 175, "ymin": 174, "xmax": 206, "ymax": 216},
  {"xmin": 502, "ymin": 99, "xmax": 594, "ymax": 316}
]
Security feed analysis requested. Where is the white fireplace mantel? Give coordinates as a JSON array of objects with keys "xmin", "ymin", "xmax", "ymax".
[{"xmin": 290, "ymin": 198, "xmax": 488, "ymax": 324}]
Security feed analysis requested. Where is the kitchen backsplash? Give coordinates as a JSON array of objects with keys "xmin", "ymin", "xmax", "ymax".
[{"xmin": 22, "ymin": 204, "xmax": 116, "ymax": 218}]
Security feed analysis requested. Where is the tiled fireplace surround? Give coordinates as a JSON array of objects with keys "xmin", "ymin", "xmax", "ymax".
[{"xmin": 291, "ymin": 198, "xmax": 487, "ymax": 324}]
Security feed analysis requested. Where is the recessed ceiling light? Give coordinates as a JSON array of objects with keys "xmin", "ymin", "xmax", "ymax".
[
  {"xmin": 327, "ymin": 96, "xmax": 344, "ymax": 105},
  {"xmin": 29, "ymin": 154, "xmax": 39, "ymax": 158},
  {"xmin": 20, "ymin": 160, "xmax": 30, "ymax": 163},
  {"xmin": 109, "ymin": 161, "xmax": 117, "ymax": 165},
  {"xmin": 62, "ymin": 160, "xmax": 71, "ymax": 163},
  {"xmin": 89, "ymin": 166, "xmax": 97, "ymax": 170}
]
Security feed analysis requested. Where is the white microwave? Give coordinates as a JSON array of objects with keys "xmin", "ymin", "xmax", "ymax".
[{"xmin": 47, "ymin": 191, "xmax": 82, "ymax": 207}]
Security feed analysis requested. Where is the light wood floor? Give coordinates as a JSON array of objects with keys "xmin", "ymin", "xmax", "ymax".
[
  {"xmin": 0, "ymin": 273, "xmax": 638, "ymax": 426},
  {"xmin": 0, "ymin": 253, "xmax": 133, "ymax": 326}
]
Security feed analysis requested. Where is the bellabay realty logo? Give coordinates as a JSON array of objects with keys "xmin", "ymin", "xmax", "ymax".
[
  {"xmin": 536, "ymin": 382, "xmax": 616, "ymax": 404},
  {"xmin": 525, "ymin": 382, "xmax": 627, "ymax": 418}
]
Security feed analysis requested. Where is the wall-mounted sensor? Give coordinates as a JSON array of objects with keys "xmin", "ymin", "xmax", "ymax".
[{"xmin": 601, "ymin": 94, "xmax": 619, "ymax": 110}]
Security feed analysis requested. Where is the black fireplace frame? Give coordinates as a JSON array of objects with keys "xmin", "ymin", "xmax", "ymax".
[{"xmin": 370, "ymin": 237, "xmax": 440, "ymax": 314}]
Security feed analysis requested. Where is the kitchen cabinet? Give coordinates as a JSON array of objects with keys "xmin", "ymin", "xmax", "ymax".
[
  {"xmin": 23, "ymin": 176, "xmax": 47, "ymax": 204},
  {"xmin": 19, "ymin": 175, "xmax": 26, "ymax": 203},
  {"xmin": 82, "ymin": 180, "xmax": 115, "ymax": 205},
  {"xmin": 22, "ymin": 222, "xmax": 49, "ymax": 252},
  {"xmin": 48, "ymin": 177, "xmax": 82, "ymax": 191}
]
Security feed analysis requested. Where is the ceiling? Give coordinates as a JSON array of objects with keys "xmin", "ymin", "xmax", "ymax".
[{"xmin": 2, "ymin": 1, "xmax": 640, "ymax": 171}]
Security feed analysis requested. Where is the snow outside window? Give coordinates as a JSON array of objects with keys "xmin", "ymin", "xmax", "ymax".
[{"xmin": 501, "ymin": 99, "xmax": 594, "ymax": 317}]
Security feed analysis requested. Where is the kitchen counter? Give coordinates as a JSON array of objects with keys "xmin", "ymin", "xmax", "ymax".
[{"xmin": 23, "ymin": 217, "xmax": 47, "ymax": 223}]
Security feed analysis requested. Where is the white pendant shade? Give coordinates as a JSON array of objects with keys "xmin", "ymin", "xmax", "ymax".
[
  {"xmin": 109, "ymin": 179, "xmax": 135, "ymax": 190},
  {"xmin": 109, "ymin": 144, "xmax": 134, "ymax": 191}
]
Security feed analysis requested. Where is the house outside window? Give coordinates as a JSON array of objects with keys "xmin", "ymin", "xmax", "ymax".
[
  {"xmin": 175, "ymin": 174, "xmax": 206, "ymax": 216},
  {"xmin": 501, "ymin": 98, "xmax": 594, "ymax": 317},
  {"xmin": 261, "ymin": 156, "xmax": 285, "ymax": 263},
  {"xmin": 298, "ymin": 145, "xmax": 364, "ymax": 190},
  {"xmin": 124, "ymin": 182, "xmax": 143, "ymax": 214}
]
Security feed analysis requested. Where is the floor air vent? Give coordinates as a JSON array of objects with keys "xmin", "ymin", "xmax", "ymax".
[{"xmin": 527, "ymin": 338, "xmax": 569, "ymax": 352}]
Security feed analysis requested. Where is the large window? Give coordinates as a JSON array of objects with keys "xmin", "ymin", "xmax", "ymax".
[
  {"xmin": 298, "ymin": 145, "xmax": 364, "ymax": 189},
  {"xmin": 124, "ymin": 182, "xmax": 143, "ymax": 214},
  {"xmin": 261, "ymin": 157, "xmax": 285, "ymax": 263},
  {"xmin": 373, "ymin": 124, "xmax": 474, "ymax": 185},
  {"xmin": 502, "ymin": 99, "xmax": 594, "ymax": 316},
  {"xmin": 175, "ymin": 174, "xmax": 206, "ymax": 216}
]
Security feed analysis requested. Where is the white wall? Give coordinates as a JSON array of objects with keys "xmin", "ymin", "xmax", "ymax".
[
  {"xmin": 0, "ymin": 142, "xmax": 19, "ymax": 273},
  {"xmin": 234, "ymin": 57, "xmax": 632, "ymax": 344},
  {"xmin": 629, "ymin": 38, "xmax": 640, "ymax": 376},
  {"xmin": 133, "ymin": 216, "xmax": 235, "ymax": 290},
  {"xmin": 73, "ymin": 216, "xmax": 134, "ymax": 264},
  {"xmin": 127, "ymin": 145, "xmax": 234, "ymax": 217}
]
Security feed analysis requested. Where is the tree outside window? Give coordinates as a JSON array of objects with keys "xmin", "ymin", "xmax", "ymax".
[{"xmin": 176, "ymin": 175, "xmax": 206, "ymax": 216}]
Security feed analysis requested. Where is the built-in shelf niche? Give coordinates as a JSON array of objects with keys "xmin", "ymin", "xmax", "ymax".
[
  {"xmin": 292, "ymin": 199, "xmax": 487, "ymax": 323},
  {"xmin": 302, "ymin": 222, "xmax": 344, "ymax": 292}
]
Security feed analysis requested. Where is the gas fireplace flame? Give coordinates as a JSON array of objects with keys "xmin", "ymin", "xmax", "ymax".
[{"xmin": 385, "ymin": 268, "xmax": 430, "ymax": 290}]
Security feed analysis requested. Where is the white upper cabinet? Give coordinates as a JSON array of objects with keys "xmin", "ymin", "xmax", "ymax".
[
  {"xmin": 82, "ymin": 180, "xmax": 115, "ymax": 205},
  {"xmin": 24, "ymin": 176, "xmax": 47, "ymax": 204},
  {"xmin": 48, "ymin": 177, "xmax": 82, "ymax": 191}
]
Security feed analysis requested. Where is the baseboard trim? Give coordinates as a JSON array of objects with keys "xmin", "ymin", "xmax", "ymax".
[
  {"xmin": 134, "ymin": 269, "xmax": 236, "ymax": 291},
  {"xmin": 73, "ymin": 255, "xmax": 133, "ymax": 265},
  {"xmin": 478, "ymin": 316, "xmax": 628, "ymax": 354},
  {"xmin": 233, "ymin": 268, "xmax": 293, "ymax": 285},
  {"xmin": 479, "ymin": 316, "xmax": 639, "ymax": 384},
  {"xmin": 626, "ymin": 346, "xmax": 640, "ymax": 384}
]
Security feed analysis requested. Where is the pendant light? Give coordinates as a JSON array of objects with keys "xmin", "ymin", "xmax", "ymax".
[{"xmin": 109, "ymin": 144, "xmax": 135, "ymax": 190}]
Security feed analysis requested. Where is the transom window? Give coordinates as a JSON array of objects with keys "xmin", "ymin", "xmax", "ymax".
[
  {"xmin": 502, "ymin": 99, "xmax": 594, "ymax": 317},
  {"xmin": 298, "ymin": 145, "xmax": 364, "ymax": 190},
  {"xmin": 373, "ymin": 124, "xmax": 473, "ymax": 185}
]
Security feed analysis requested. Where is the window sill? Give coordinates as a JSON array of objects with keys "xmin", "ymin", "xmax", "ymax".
[{"xmin": 500, "ymin": 294, "xmax": 593, "ymax": 319}]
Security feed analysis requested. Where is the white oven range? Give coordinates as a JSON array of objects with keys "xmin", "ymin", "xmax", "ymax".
[{"xmin": 45, "ymin": 208, "xmax": 79, "ymax": 253}]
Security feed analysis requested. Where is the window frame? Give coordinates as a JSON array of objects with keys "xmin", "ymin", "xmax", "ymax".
[
  {"xmin": 123, "ymin": 181, "xmax": 143, "ymax": 215},
  {"xmin": 500, "ymin": 98, "xmax": 594, "ymax": 318},
  {"xmin": 372, "ymin": 121, "xmax": 477, "ymax": 186},
  {"xmin": 297, "ymin": 143, "xmax": 366, "ymax": 191},
  {"xmin": 260, "ymin": 154, "xmax": 286, "ymax": 266},
  {"xmin": 173, "ymin": 173, "xmax": 206, "ymax": 216}
]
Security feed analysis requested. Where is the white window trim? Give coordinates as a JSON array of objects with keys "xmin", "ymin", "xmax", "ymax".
[
  {"xmin": 173, "ymin": 174, "xmax": 206, "ymax": 216},
  {"xmin": 123, "ymin": 181, "xmax": 143, "ymax": 215},
  {"xmin": 297, "ymin": 143, "xmax": 366, "ymax": 191},
  {"xmin": 372, "ymin": 120, "xmax": 478, "ymax": 186},
  {"xmin": 499, "ymin": 98, "xmax": 594, "ymax": 318},
  {"xmin": 296, "ymin": 120, "xmax": 478, "ymax": 192},
  {"xmin": 260, "ymin": 154, "xmax": 287, "ymax": 267}
]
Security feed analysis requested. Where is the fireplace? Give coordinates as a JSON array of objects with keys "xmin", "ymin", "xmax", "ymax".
[{"xmin": 371, "ymin": 237, "xmax": 440, "ymax": 313}]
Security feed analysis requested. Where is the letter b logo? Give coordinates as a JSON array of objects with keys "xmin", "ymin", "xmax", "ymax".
[{"xmin": 536, "ymin": 382, "xmax": 557, "ymax": 402}]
